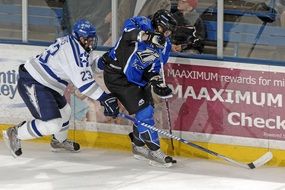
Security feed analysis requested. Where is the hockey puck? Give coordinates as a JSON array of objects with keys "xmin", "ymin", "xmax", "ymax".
[{"xmin": 172, "ymin": 160, "xmax": 177, "ymax": 164}]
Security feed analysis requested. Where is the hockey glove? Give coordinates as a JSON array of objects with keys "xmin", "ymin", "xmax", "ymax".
[
  {"xmin": 97, "ymin": 52, "xmax": 110, "ymax": 70},
  {"xmin": 98, "ymin": 92, "xmax": 119, "ymax": 118},
  {"xmin": 253, "ymin": 2, "xmax": 277, "ymax": 23},
  {"xmin": 145, "ymin": 31, "xmax": 166, "ymax": 48},
  {"xmin": 97, "ymin": 57, "xmax": 105, "ymax": 70},
  {"xmin": 149, "ymin": 76, "xmax": 173, "ymax": 99}
]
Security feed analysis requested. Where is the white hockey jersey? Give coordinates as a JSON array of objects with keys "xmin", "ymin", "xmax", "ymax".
[{"xmin": 24, "ymin": 35, "xmax": 104, "ymax": 100}]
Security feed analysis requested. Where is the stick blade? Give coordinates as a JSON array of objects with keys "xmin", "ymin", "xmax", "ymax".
[{"xmin": 248, "ymin": 151, "xmax": 273, "ymax": 169}]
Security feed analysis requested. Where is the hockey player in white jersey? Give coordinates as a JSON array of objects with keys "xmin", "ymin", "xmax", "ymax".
[{"xmin": 2, "ymin": 19, "xmax": 119, "ymax": 157}]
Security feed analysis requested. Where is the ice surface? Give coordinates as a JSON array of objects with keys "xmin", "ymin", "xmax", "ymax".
[{"xmin": 0, "ymin": 141, "xmax": 284, "ymax": 190}]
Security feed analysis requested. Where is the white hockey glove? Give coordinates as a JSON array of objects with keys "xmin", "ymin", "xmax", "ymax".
[
  {"xmin": 145, "ymin": 31, "xmax": 166, "ymax": 48},
  {"xmin": 149, "ymin": 76, "xmax": 173, "ymax": 99}
]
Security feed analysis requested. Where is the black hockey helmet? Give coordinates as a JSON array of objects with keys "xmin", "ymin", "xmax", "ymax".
[{"xmin": 151, "ymin": 9, "xmax": 177, "ymax": 33}]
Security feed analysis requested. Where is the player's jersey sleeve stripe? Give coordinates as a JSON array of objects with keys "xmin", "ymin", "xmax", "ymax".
[
  {"xmin": 81, "ymin": 82, "xmax": 103, "ymax": 100},
  {"xmin": 123, "ymin": 42, "xmax": 138, "ymax": 74},
  {"xmin": 124, "ymin": 27, "xmax": 136, "ymax": 32},
  {"xmin": 69, "ymin": 36, "xmax": 82, "ymax": 67},
  {"xmin": 40, "ymin": 63, "xmax": 69, "ymax": 86},
  {"xmin": 78, "ymin": 81, "xmax": 95, "ymax": 93},
  {"xmin": 80, "ymin": 82, "xmax": 100, "ymax": 96}
]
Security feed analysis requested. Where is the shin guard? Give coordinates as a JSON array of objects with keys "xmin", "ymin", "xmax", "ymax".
[{"xmin": 135, "ymin": 105, "xmax": 160, "ymax": 151}]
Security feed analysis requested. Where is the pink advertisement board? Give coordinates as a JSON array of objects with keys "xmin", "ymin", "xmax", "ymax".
[{"xmin": 164, "ymin": 62, "xmax": 285, "ymax": 141}]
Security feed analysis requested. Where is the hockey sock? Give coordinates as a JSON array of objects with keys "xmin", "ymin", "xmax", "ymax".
[
  {"xmin": 53, "ymin": 130, "xmax": 68, "ymax": 143},
  {"xmin": 17, "ymin": 118, "xmax": 62, "ymax": 140},
  {"xmin": 53, "ymin": 120, "xmax": 69, "ymax": 143},
  {"xmin": 52, "ymin": 104, "xmax": 71, "ymax": 142}
]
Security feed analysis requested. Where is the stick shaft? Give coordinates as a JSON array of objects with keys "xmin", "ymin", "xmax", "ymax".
[
  {"xmin": 164, "ymin": 100, "xmax": 174, "ymax": 150},
  {"xmin": 247, "ymin": 21, "xmax": 267, "ymax": 57},
  {"xmin": 118, "ymin": 113, "xmax": 271, "ymax": 169},
  {"xmin": 159, "ymin": 49, "xmax": 174, "ymax": 149}
]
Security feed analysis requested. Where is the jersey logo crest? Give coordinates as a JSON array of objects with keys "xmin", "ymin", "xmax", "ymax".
[
  {"xmin": 80, "ymin": 52, "xmax": 89, "ymax": 66},
  {"xmin": 136, "ymin": 49, "xmax": 159, "ymax": 64}
]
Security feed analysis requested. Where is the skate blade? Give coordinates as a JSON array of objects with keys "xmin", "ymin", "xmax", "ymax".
[
  {"xmin": 133, "ymin": 154, "xmax": 149, "ymax": 161},
  {"xmin": 50, "ymin": 147, "xmax": 80, "ymax": 153},
  {"xmin": 149, "ymin": 160, "xmax": 173, "ymax": 168},
  {"xmin": 2, "ymin": 130, "xmax": 18, "ymax": 158}
]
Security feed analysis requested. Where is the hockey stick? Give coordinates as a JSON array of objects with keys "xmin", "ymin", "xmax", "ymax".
[
  {"xmin": 164, "ymin": 99, "xmax": 174, "ymax": 150},
  {"xmin": 247, "ymin": 21, "xmax": 267, "ymax": 57},
  {"xmin": 118, "ymin": 112, "xmax": 273, "ymax": 169},
  {"xmin": 247, "ymin": 0, "xmax": 277, "ymax": 57},
  {"xmin": 159, "ymin": 49, "xmax": 174, "ymax": 150}
]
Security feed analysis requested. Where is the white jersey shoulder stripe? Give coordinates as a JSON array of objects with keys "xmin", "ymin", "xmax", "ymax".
[{"xmin": 69, "ymin": 36, "xmax": 83, "ymax": 67}]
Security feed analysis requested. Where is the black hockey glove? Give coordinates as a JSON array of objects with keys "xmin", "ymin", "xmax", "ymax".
[
  {"xmin": 253, "ymin": 2, "xmax": 277, "ymax": 23},
  {"xmin": 149, "ymin": 76, "xmax": 173, "ymax": 99},
  {"xmin": 98, "ymin": 92, "xmax": 119, "ymax": 118},
  {"xmin": 145, "ymin": 31, "xmax": 166, "ymax": 48}
]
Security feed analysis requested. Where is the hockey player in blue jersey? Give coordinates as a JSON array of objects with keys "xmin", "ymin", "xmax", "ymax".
[
  {"xmin": 3, "ymin": 19, "xmax": 119, "ymax": 157},
  {"xmin": 101, "ymin": 9, "xmax": 177, "ymax": 167}
]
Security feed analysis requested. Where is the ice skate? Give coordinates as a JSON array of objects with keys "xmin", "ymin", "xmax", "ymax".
[
  {"xmin": 2, "ymin": 122, "xmax": 24, "ymax": 158},
  {"xmin": 50, "ymin": 137, "xmax": 80, "ymax": 152},
  {"xmin": 148, "ymin": 149, "xmax": 176, "ymax": 168},
  {"xmin": 131, "ymin": 143, "xmax": 150, "ymax": 161}
]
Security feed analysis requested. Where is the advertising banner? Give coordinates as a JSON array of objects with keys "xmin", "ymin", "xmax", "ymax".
[
  {"xmin": 164, "ymin": 61, "xmax": 285, "ymax": 142},
  {"xmin": 0, "ymin": 57, "xmax": 33, "ymax": 123}
]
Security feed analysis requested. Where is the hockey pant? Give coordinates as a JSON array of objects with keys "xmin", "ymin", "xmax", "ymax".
[{"xmin": 16, "ymin": 65, "xmax": 71, "ymax": 142}]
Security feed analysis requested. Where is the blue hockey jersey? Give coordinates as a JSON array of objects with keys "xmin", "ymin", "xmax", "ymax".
[{"xmin": 108, "ymin": 16, "xmax": 172, "ymax": 87}]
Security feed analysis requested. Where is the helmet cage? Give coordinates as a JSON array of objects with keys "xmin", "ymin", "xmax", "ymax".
[{"xmin": 152, "ymin": 10, "xmax": 177, "ymax": 34}]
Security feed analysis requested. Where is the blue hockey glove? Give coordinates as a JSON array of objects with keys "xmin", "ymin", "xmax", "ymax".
[
  {"xmin": 149, "ymin": 76, "xmax": 173, "ymax": 99},
  {"xmin": 97, "ymin": 52, "xmax": 110, "ymax": 70},
  {"xmin": 97, "ymin": 57, "xmax": 105, "ymax": 70},
  {"xmin": 98, "ymin": 92, "xmax": 119, "ymax": 118}
]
